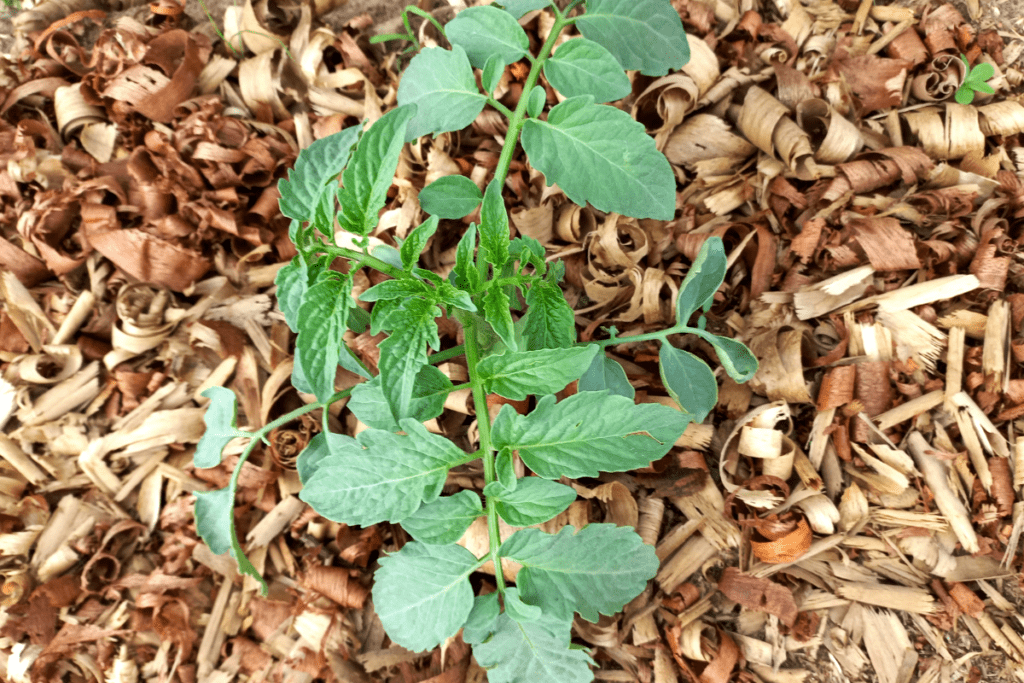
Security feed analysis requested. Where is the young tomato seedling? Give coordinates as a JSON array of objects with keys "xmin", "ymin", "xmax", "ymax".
[
  {"xmin": 955, "ymin": 53, "xmax": 995, "ymax": 104},
  {"xmin": 193, "ymin": 0, "xmax": 757, "ymax": 680}
]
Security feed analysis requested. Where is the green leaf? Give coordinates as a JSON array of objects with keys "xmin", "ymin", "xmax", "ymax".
[
  {"xmin": 483, "ymin": 286, "xmax": 518, "ymax": 352},
  {"xmin": 687, "ymin": 329, "xmax": 758, "ymax": 384},
  {"xmin": 397, "ymin": 46, "xmax": 488, "ymax": 142},
  {"xmin": 400, "ymin": 215, "xmax": 440, "ymax": 270},
  {"xmin": 373, "ymin": 541, "xmax": 480, "ymax": 652},
  {"xmin": 400, "ymin": 490, "xmax": 483, "ymax": 544},
  {"xmin": 519, "ymin": 280, "xmax": 577, "ymax": 350},
  {"xmin": 278, "ymin": 125, "xmax": 361, "ymax": 221},
  {"xmin": 347, "ymin": 365, "xmax": 453, "ymax": 431},
  {"xmin": 576, "ymin": 0, "xmax": 690, "ymax": 77},
  {"xmin": 452, "ymin": 223, "xmax": 482, "ymax": 292},
  {"xmin": 378, "ymin": 297, "xmax": 441, "ymax": 421},
  {"xmin": 676, "ymin": 235, "xmax": 727, "ymax": 324},
  {"xmin": 299, "ymin": 418, "xmax": 466, "ymax": 525},
  {"xmin": 360, "ymin": 279, "xmax": 432, "ymax": 303},
  {"xmin": 972, "ymin": 81, "xmax": 995, "ymax": 94},
  {"xmin": 312, "ymin": 182, "xmax": 337, "ymax": 236},
  {"xmin": 194, "ymin": 387, "xmax": 244, "ymax": 468},
  {"xmin": 462, "ymin": 592, "xmax": 501, "ymax": 644},
  {"xmin": 468, "ymin": 611, "xmax": 594, "ymax": 683},
  {"xmin": 495, "ymin": 446, "xmax": 518, "ymax": 490},
  {"xmin": 483, "ymin": 53, "xmax": 505, "ymax": 95},
  {"xmin": 477, "ymin": 346, "xmax": 597, "ymax": 400},
  {"xmin": 578, "ymin": 350, "xmax": 635, "ymax": 399},
  {"xmin": 659, "ymin": 342, "xmax": 717, "ymax": 423},
  {"xmin": 501, "ymin": 524, "xmax": 658, "ymax": 622},
  {"xmin": 521, "ymin": 97, "xmax": 676, "ymax": 220},
  {"xmin": 436, "ymin": 280, "xmax": 478, "ymax": 312},
  {"xmin": 420, "ymin": 175, "xmax": 483, "ymax": 219},
  {"xmin": 487, "ymin": 476, "xmax": 578, "ymax": 526},
  {"xmin": 194, "ymin": 486, "xmax": 268, "ymax": 595},
  {"xmin": 504, "ymin": 586, "xmax": 543, "ymax": 622},
  {"xmin": 526, "ymin": 84, "xmax": 546, "ymax": 118},
  {"xmin": 544, "ymin": 38, "xmax": 631, "ymax": 103},
  {"xmin": 337, "ymin": 105, "xmax": 416, "ymax": 237},
  {"xmin": 296, "ymin": 431, "xmax": 336, "ymax": 484},
  {"xmin": 446, "ymin": 5, "xmax": 529, "ymax": 69},
  {"xmin": 495, "ymin": 0, "xmax": 552, "ymax": 20},
  {"xmin": 480, "ymin": 178, "xmax": 510, "ymax": 268},
  {"xmin": 491, "ymin": 391, "xmax": 687, "ymax": 479},
  {"xmin": 967, "ymin": 61, "xmax": 995, "ymax": 84},
  {"xmin": 275, "ymin": 256, "xmax": 307, "ymax": 333},
  {"xmin": 295, "ymin": 273, "xmax": 352, "ymax": 402},
  {"xmin": 955, "ymin": 86, "xmax": 974, "ymax": 105}
]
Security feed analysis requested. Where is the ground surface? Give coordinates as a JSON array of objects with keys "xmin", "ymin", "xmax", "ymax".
[{"xmin": 4, "ymin": 1, "xmax": 1024, "ymax": 683}]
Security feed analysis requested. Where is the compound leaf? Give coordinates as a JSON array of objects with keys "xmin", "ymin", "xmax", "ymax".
[
  {"xmin": 378, "ymin": 297, "xmax": 442, "ymax": 422},
  {"xmin": 420, "ymin": 175, "xmax": 483, "ymax": 219},
  {"xmin": 468, "ymin": 611, "xmax": 594, "ymax": 683},
  {"xmin": 519, "ymin": 280, "xmax": 577, "ymax": 350},
  {"xmin": 521, "ymin": 97, "xmax": 675, "ymax": 220},
  {"xmin": 491, "ymin": 391, "xmax": 687, "ymax": 479},
  {"xmin": 576, "ymin": 0, "xmax": 690, "ymax": 77},
  {"xmin": 194, "ymin": 386, "xmax": 245, "ymax": 468},
  {"xmin": 578, "ymin": 350, "xmax": 635, "ymax": 399},
  {"xmin": 487, "ymin": 476, "xmax": 578, "ymax": 526},
  {"xmin": 544, "ymin": 38, "xmax": 631, "ymax": 103},
  {"xmin": 477, "ymin": 346, "xmax": 597, "ymax": 400},
  {"xmin": 397, "ymin": 46, "xmax": 488, "ymax": 142},
  {"xmin": 676, "ymin": 235, "xmax": 726, "ymax": 325},
  {"xmin": 360, "ymin": 279, "xmax": 432, "ymax": 303},
  {"xmin": 295, "ymin": 273, "xmax": 352, "ymax": 402},
  {"xmin": 446, "ymin": 5, "xmax": 529, "ymax": 69},
  {"xmin": 501, "ymin": 524, "xmax": 658, "ymax": 622},
  {"xmin": 373, "ymin": 541, "xmax": 480, "ymax": 652},
  {"xmin": 400, "ymin": 215, "xmax": 440, "ymax": 270},
  {"xmin": 299, "ymin": 419, "xmax": 466, "ymax": 525},
  {"xmin": 337, "ymin": 105, "xmax": 416, "ymax": 237},
  {"xmin": 659, "ymin": 342, "xmax": 717, "ymax": 423},
  {"xmin": 400, "ymin": 490, "xmax": 483, "ymax": 544},
  {"xmin": 278, "ymin": 125, "xmax": 361, "ymax": 221}
]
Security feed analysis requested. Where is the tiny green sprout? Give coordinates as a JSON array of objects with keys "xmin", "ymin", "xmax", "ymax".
[{"xmin": 955, "ymin": 54, "xmax": 995, "ymax": 105}]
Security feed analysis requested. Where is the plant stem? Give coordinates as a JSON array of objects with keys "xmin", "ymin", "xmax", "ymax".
[
  {"xmin": 428, "ymin": 344, "xmax": 466, "ymax": 364},
  {"xmin": 325, "ymin": 246, "xmax": 407, "ymax": 280},
  {"xmin": 490, "ymin": 11, "xmax": 573, "ymax": 192},
  {"xmin": 487, "ymin": 98, "xmax": 516, "ymax": 119},
  {"xmin": 462, "ymin": 314, "xmax": 507, "ymax": 595}
]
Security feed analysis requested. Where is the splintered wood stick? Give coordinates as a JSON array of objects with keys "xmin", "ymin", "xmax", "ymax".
[{"xmin": 906, "ymin": 432, "xmax": 979, "ymax": 553}]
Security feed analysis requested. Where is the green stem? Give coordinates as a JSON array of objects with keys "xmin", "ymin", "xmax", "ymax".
[
  {"xmin": 462, "ymin": 314, "xmax": 507, "ymax": 595},
  {"xmin": 428, "ymin": 344, "xmax": 466, "ymax": 364},
  {"xmin": 487, "ymin": 97, "xmax": 516, "ymax": 119},
  {"xmin": 490, "ymin": 11, "xmax": 573, "ymax": 192},
  {"xmin": 588, "ymin": 324, "xmax": 694, "ymax": 349},
  {"xmin": 405, "ymin": 5, "xmax": 447, "ymax": 41},
  {"xmin": 325, "ymin": 246, "xmax": 407, "ymax": 280}
]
